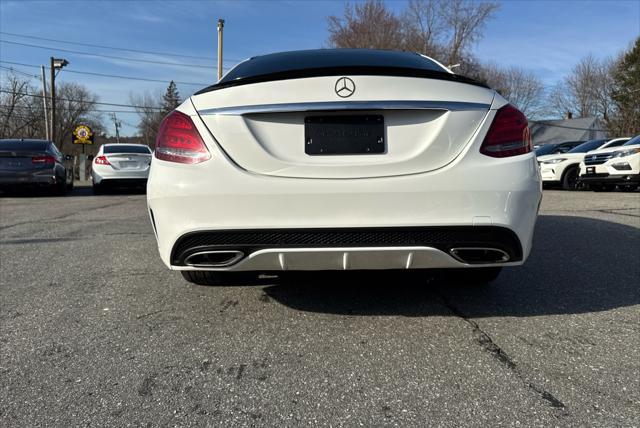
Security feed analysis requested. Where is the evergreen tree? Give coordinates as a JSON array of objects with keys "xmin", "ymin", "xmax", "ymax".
[
  {"xmin": 162, "ymin": 81, "xmax": 181, "ymax": 114},
  {"xmin": 610, "ymin": 38, "xmax": 640, "ymax": 135}
]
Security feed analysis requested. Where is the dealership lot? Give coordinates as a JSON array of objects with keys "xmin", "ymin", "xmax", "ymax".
[{"xmin": 0, "ymin": 188, "xmax": 638, "ymax": 426}]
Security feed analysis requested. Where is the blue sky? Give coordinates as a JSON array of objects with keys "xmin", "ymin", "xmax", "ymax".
[{"xmin": 1, "ymin": 0, "xmax": 639, "ymax": 136}]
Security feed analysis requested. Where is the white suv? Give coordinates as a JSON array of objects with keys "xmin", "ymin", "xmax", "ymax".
[
  {"xmin": 579, "ymin": 135, "xmax": 640, "ymax": 191},
  {"xmin": 537, "ymin": 138, "xmax": 630, "ymax": 190}
]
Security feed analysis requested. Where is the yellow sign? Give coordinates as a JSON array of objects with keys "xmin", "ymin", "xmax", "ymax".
[{"xmin": 72, "ymin": 125, "xmax": 94, "ymax": 145}]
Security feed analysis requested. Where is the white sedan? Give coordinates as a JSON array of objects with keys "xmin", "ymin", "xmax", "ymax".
[
  {"xmin": 92, "ymin": 143, "xmax": 152, "ymax": 194},
  {"xmin": 147, "ymin": 49, "xmax": 542, "ymax": 285},
  {"xmin": 537, "ymin": 138, "xmax": 630, "ymax": 190}
]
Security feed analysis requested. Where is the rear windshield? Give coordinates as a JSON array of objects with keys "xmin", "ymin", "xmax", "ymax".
[
  {"xmin": 604, "ymin": 139, "xmax": 629, "ymax": 148},
  {"xmin": 0, "ymin": 140, "xmax": 48, "ymax": 152},
  {"xmin": 622, "ymin": 135, "xmax": 640, "ymax": 146},
  {"xmin": 534, "ymin": 144, "xmax": 558, "ymax": 156},
  {"xmin": 103, "ymin": 145, "xmax": 151, "ymax": 154},
  {"xmin": 197, "ymin": 49, "xmax": 483, "ymax": 93},
  {"xmin": 568, "ymin": 139, "xmax": 606, "ymax": 153},
  {"xmin": 220, "ymin": 49, "xmax": 446, "ymax": 84}
]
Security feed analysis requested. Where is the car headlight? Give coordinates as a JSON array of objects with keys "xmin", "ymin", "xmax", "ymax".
[
  {"xmin": 541, "ymin": 158, "xmax": 566, "ymax": 164},
  {"xmin": 613, "ymin": 148, "xmax": 640, "ymax": 158}
]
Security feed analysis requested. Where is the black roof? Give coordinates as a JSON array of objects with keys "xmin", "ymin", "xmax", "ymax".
[{"xmin": 196, "ymin": 49, "xmax": 487, "ymax": 94}]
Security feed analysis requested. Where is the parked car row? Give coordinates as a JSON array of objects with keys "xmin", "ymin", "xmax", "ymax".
[
  {"xmin": 0, "ymin": 139, "xmax": 151, "ymax": 196},
  {"xmin": 535, "ymin": 136, "xmax": 640, "ymax": 191}
]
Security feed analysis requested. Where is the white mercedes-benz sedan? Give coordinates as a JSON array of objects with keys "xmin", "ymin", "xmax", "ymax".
[{"xmin": 147, "ymin": 49, "xmax": 542, "ymax": 285}]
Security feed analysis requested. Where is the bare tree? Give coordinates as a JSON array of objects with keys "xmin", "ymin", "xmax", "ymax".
[
  {"xmin": 130, "ymin": 91, "xmax": 163, "ymax": 148},
  {"xmin": 328, "ymin": 0, "xmax": 499, "ymax": 77},
  {"xmin": 400, "ymin": 0, "xmax": 500, "ymax": 66},
  {"xmin": 1, "ymin": 73, "xmax": 104, "ymax": 152},
  {"xmin": 480, "ymin": 63, "xmax": 545, "ymax": 118},
  {"xmin": 440, "ymin": 0, "xmax": 499, "ymax": 66},
  {"xmin": 54, "ymin": 82, "xmax": 103, "ymax": 153},
  {"xmin": 0, "ymin": 73, "xmax": 44, "ymax": 139},
  {"xmin": 402, "ymin": 0, "xmax": 446, "ymax": 58},
  {"xmin": 327, "ymin": 0, "xmax": 405, "ymax": 50},
  {"xmin": 547, "ymin": 54, "xmax": 618, "ymax": 123},
  {"xmin": 130, "ymin": 81, "xmax": 180, "ymax": 149}
]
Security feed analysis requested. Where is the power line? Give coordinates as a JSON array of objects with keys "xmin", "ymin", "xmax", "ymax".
[
  {"xmin": 0, "ymin": 60, "xmax": 209, "ymax": 86},
  {"xmin": 0, "ymin": 89, "xmax": 164, "ymax": 110},
  {"xmin": 0, "ymin": 65, "xmax": 40, "ymax": 79},
  {"xmin": 1, "ymin": 105, "xmax": 148, "ymax": 114},
  {"xmin": 0, "ymin": 31, "xmax": 243, "ymax": 63},
  {"xmin": 0, "ymin": 39, "xmax": 216, "ymax": 70}
]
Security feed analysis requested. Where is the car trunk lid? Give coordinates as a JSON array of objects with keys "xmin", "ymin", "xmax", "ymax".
[
  {"xmin": 104, "ymin": 153, "xmax": 151, "ymax": 171},
  {"xmin": 191, "ymin": 75, "xmax": 494, "ymax": 178}
]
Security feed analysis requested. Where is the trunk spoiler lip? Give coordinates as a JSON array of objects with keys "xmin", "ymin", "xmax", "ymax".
[
  {"xmin": 194, "ymin": 66, "xmax": 489, "ymax": 95},
  {"xmin": 197, "ymin": 100, "xmax": 491, "ymax": 116}
]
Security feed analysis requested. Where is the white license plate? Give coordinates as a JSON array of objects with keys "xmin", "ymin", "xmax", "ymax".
[{"xmin": 119, "ymin": 161, "xmax": 137, "ymax": 168}]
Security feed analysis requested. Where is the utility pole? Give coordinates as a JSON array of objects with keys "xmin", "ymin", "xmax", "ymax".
[
  {"xmin": 49, "ymin": 57, "xmax": 69, "ymax": 144},
  {"xmin": 111, "ymin": 113, "xmax": 121, "ymax": 144},
  {"xmin": 41, "ymin": 65, "xmax": 49, "ymax": 140},
  {"xmin": 217, "ymin": 19, "xmax": 224, "ymax": 81},
  {"xmin": 50, "ymin": 57, "xmax": 55, "ymax": 142}
]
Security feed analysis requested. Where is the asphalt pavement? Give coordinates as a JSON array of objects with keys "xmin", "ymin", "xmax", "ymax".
[{"xmin": 0, "ymin": 187, "xmax": 638, "ymax": 426}]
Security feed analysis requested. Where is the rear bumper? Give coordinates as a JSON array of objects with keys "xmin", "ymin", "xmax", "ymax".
[
  {"xmin": 92, "ymin": 166, "xmax": 149, "ymax": 184},
  {"xmin": 148, "ymin": 145, "xmax": 542, "ymax": 270},
  {"xmin": 579, "ymin": 173, "xmax": 640, "ymax": 185},
  {"xmin": 94, "ymin": 178, "xmax": 147, "ymax": 188},
  {"xmin": 169, "ymin": 226, "xmax": 522, "ymax": 271},
  {"xmin": 0, "ymin": 168, "xmax": 58, "ymax": 186}
]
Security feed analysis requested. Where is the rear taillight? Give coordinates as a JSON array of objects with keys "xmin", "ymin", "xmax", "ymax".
[
  {"xmin": 155, "ymin": 110, "xmax": 210, "ymax": 164},
  {"xmin": 480, "ymin": 104, "xmax": 531, "ymax": 158},
  {"xmin": 31, "ymin": 155, "xmax": 55, "ymax": 164},
  {"xmin": 94, "ymin": 156, "xmax": 110, "ymax": 165}
]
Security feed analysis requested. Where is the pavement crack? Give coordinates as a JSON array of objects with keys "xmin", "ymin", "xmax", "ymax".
[
  {"xmin": 0, "ymin": 201, "xmax": 131, "ymax": 231},
  {"xmin": 437, "ymin": 292, "xmax": 566, "ymax": 411},
  {"xmin": 136, "ymin": 310, "xmax": 163, "ymax": 320},
  {"xmin": 596, "ymin": 209, "xmax": 640, "ymax": 218}
]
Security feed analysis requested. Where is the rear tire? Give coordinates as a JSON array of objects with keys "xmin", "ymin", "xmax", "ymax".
[
  {"xmin": 181, "ymin": 270, "xmax": 254, "ymax": 286},
  {"xmin": 54, "ymin": 180, "xmax": 67, "ymax": 196},
  {"xmin": 449, "ymin": 267, "xmax": 502, "ymax": 285},
  {"xmin": 92, "ymin": 183, "xmax": 103, "ymax": 195}
]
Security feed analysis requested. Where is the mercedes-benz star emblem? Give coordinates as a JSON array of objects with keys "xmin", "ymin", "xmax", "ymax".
[{"xmin": 335, "ymin": 77, "xmax": 355, "ymax": 98}]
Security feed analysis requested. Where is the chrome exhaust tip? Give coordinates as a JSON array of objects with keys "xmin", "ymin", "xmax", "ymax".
[
  {"xmin": 449, "ymin": 247, "xmax": 510, "ymax": 264},
  {"xmin": 184, "ymin": 250, "xmax": 244, "ymax": 267}
]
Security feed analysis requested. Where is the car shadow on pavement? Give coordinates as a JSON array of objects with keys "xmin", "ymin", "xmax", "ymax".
[
  {"xmin": 0, "ymin": 186, "xmax": 145, "ymax": 198},
  {"xmin": 260, "ymin": 215, "xmax": 640, "ymax": 318}
]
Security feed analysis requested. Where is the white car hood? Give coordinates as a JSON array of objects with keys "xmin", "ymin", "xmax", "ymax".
[
  {"xmin": 537, "ymin": 153, "xmax": 585, "ymax": 162},
  {"xmin": 586, "ymin": 143, "xmax": 640, "ymax": 156}
]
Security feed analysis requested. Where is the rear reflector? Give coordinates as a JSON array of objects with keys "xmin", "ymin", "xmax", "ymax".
[
  {"xmin": 94, "ymin": 155, "xmax": 110, "ymax": 165},
  {"xmin": 480, "ymin": 104, "xmax": 531, "ymax": 158},
  {"xmin": 31, "ymin": 155, "xmax": 55, "ymax": 164},
  {"xmin": 155, "ymin": 110, "xmax": 210, "ymax": 164}
]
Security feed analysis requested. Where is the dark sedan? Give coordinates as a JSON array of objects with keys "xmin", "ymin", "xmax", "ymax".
[
  {"xmin": 0, "ymin": 139, "xmax": 74, "ymax": 195},
  {"xmin": 534, "ymin": 140, "xmax": 585, "ymax": 156}
]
